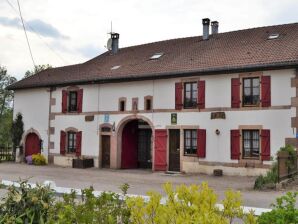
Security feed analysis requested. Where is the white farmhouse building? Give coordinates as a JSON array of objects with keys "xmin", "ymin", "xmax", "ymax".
[{"xmin": 9, "ymin": 19, "xmax": 298, "ymax": 176}]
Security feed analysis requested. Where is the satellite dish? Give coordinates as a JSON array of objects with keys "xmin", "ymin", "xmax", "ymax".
[{"xmin": 107, "ymin": 38, "xmax": 112, "ymax": 50}]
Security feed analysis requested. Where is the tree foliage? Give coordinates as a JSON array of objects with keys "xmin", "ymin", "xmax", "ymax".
[
  {"xmin": 11, "ymin": 112, "xmax": 24, "ymax": 149},
  {"xmin": 0, "ymin": 66, "xmax": 16, "ymax": 118},
  {"xmin": 24, "ymin": 64, "xmax": 52, "ymax": 79}
]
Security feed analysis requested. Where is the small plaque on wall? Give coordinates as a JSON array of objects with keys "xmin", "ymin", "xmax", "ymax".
[
  {"xmin": 85, "ymin": 115, "xmax": 94, "ymax": 122},
  {"xmin": 211, "ymin": 112, "xmax": 226, "ymax": 120},
  {"xmin": 171, "ymin": 113, "xmax": 177, "ymax": 124}
]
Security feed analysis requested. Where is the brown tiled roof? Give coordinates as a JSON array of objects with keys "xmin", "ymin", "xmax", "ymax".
[{"xmin": 8, "ymin": 22, "xmax": 298, "ymax": 90}]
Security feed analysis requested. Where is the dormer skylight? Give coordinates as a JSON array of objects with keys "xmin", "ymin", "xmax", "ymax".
[
  {"xmin": 111, "ymin": 65, "xmax": 121, "ymax": 70},
  {"xmin": 268, "ymin": 33, "xmax": 279, "ymax": 40},
  {"xmin": 150, "ymin": 52, "xmax": 164, "ymax": 60}
]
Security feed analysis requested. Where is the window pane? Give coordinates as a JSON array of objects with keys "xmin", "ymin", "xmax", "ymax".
[
  {"xmin": 185, "ymin": 83, "xmax": 191, "ymax": 91},
  {"xmin": 244, "ymin": 79, "xmax": 251, "ymax": 87},
  {"xmin": 185, "ymin": 130, "xmax": 191, "ymax": 138},
  {"xmin": 192, "ymin": 130, "xmax": 197, "ymax": 138},
  {"xmin": 253, "ymin": 87, "xmax": 259, "ymax": 95},
  {"xmin": 244, "ymin": 87, "xmax": 251, "ymax": 96},
  {"xmin": 252, "ymin": 78, "xmax": 259, "ymax": 87}
]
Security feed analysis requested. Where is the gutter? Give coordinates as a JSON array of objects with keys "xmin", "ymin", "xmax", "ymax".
[{"xmin": 7, "ymin": 61, "xmax": 298, "ymax": 90}]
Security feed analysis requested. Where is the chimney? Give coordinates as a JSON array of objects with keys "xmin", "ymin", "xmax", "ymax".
[
  {"xmin": 111, "ymin": 33, "xmax": 119, "ymax": 54},
  {"xmin": 202, "ymin": 18, "xmax": 210, "ymax": 40},
  {"xmin": 211, "ymin": 21, "xmax": 219, "ymax": 35}
]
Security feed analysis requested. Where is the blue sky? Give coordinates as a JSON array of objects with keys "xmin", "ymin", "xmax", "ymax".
[{"xmin": 0, "ymin": 0, "xmax": 298, "ymax": 80}]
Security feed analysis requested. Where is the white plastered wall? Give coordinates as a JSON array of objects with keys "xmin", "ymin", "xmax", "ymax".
[
  {"xmin": 16, "ymin": 69, "xmax": 296, "ymax": 174},
  {"xmin": 13, "ymin": 88, "xmax": 50, "ymax": 158}
]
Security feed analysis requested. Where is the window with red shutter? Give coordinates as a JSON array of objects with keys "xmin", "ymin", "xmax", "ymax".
[
  {"xmin": 261, "ymin": 129, "xmax": 270, "ymax": 160},
  {"xmin": 62, "ymin": 90, "xmax": 68, "ymax": 113},
  {"xmin": 230, "ymin": 130, "xmax": 240, "ymax": 160},
  {"xmin": 197, "ymin": 129, "xmax": 206, "ymax": 158},
  {"xmin": 261, "ymin": 76, "xmax": 271, "ymax": 107},
  {"xmin": 60, "ymin": 131, "xmax": 66, "ymax": 155},
  {"xmin": 197, "ymin": 81, "xmax": 205, "ymax": 109},
  {"xmin": 231, "ymin": 78, "xmax": 241, "ymax": 108},
  {"xmin": 77, "ymin": 89, "xmax": 83, "ymax": 113},
  {"xmin": 175, "ymin": 82, "xmax": 183, "ymax": 110},
  {"xmin": 76, "ymin": 131, "xmax": 82, "ymax": 157},
  {"xmin": 154, "ymin": 129, "xmax": 167, "ymax": 171}
]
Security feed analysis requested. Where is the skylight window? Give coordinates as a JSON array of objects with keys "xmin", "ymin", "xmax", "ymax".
[
  {"xmin": 111, "ymin": 65, "xmax": 121, "ymax": 70},
  {"xmin": 150, "ymin": 52, "xmax": 164, "ymax": 60},
  {"xmin": 268, "ymin": 33, "xmax": 279, "ymax": 40}
]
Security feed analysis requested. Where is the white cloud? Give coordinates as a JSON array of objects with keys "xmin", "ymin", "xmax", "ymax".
[{"xmin": 0, "ymin": 0, "xmax": 297, "ymax": 80}]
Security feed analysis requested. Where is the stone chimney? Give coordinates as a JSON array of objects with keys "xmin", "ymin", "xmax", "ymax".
[
  {"xmin": 111, "ymin": 33, "xmax": 119, "ymax": 54},
  {"xmin": 202, "ymin": 18, "xmax": 210, "ymax": 40},
  {"xmin": 211, "ymin": 21, "xmax": 219, "ymax": 35}
]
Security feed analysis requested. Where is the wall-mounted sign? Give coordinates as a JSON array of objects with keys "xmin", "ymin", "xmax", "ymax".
[
  {"xmin": 171, "ymin": 113, "xmax": 177, "ymax": 125},
  {"xmin": 211, "ymin": 112, "xmax": 226, "ymax": 120},
  {"xmin": 296, "ymin": 133, "xmax": 298, "ymax": 139},
  {"xmin": 104, "ymin": 114, "xmax": 110, "ymax": 123},
  {"xmin": 85, "ymin": 115, "xmax": 94, "ymax": 122}
]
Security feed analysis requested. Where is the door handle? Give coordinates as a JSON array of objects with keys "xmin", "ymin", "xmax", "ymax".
[{"xmin": 177, "ymin": 148, "xmax": 180, "ymax": 151}]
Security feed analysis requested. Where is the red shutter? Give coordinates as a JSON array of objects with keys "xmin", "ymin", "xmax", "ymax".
[
  {"xmin": 154, "ymin": 129, "xmax": 167, "ymax": 171},
  {"xmin": 77, "ymin": 89, "xmax": 83, "ymax": 113},
  {"xmin": 60, "ymin": 131, "xmax": 66, "ymax": 155},
  {"xmin": 175, "ymin": 82, "xmax": 183, "ymax": 110},
  {"xmin": 62, "ymin": 90, "xmax": 68, "ymax": 113},
  {"xmin": 231, "ymin": 78, "xmax": 241, "ymax": 108},
  {"xmin": 76, "ymin": 131, "xmax": 82, "ymax": 157},
  {"xmin": 261, "ymin": 129, "xmax": 270, "ymax": 161},
  {"xmin": 261, "ymin": 76, "xmax": 271, "ymax": 107},
  {"xmin": 197, "ymin": 129, "xmax": 206, "ymax": 158},
  {"xmin": 197, "ymin": 81, "xmax": 205, "ymax": 109},
  {"xmin": 230, "ymin": 130, "xmax": 240, "ymax": 160}
]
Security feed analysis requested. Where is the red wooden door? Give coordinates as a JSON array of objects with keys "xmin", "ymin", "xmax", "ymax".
[
  {"xmin": 121, "ymin": 120, "xmax": 138, "ymax": 169},
  {"xmin": 25, "ymin": 133, "xmax": 40, "ymax": 156}
]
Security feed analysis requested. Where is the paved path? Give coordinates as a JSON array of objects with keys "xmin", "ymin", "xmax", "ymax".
[{"xmin": 0, "ymin": 162, "xmax": 296, "ymax": 208}]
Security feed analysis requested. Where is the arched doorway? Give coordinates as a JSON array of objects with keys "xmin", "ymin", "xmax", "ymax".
[
  {"xmin": 25, "ymin": 133, "xmax": 41, "ymax": 157},
  {"xmin": 121, "ymin": 119, "xmax": 152, "ymax": 169}
]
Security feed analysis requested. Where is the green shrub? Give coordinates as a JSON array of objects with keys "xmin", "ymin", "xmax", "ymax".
[
  {"xmin": 47, "ymin": 185, "xmax": 130, "ymax": 224},
  {"xmin": 258, "ymin": 191, "xmax": 298, "ymax": 224},
  {"xmin": 32, "ymin": 153, "xmax": 47, "ymax": 165},
  {"xmin": 0, "ymin": 180, "xmax": 55, "ymax": 224},
  {"xmin": 280, "ymin": 145, "xmax": 297, "ymax": 171},
  {"xmin": 254, "ymin": 162, "xmax": 278, "ymax": 190}
]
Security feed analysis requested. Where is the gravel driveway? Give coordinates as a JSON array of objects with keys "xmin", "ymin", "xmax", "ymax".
[{"xmin": 0, "ymin": 162, "xmax": 296, "ymax": 208}]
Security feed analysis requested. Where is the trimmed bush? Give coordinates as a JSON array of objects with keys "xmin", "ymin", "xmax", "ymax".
[{"xmin": 32, "ymin": 153, "xmax": 47, "ymax": 165}]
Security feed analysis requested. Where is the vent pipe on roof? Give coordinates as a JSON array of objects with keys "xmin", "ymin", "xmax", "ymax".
[
  {"xmin": 202, "ymin": 18, "xmax": 210, "ymax": 40},
  {"xmin": 211, "ymin": 21, "xmax": 219, "ymax": 35},
  {"xmin": 111, "ymin": 33, "xmax": 119, "ymax": 54}
]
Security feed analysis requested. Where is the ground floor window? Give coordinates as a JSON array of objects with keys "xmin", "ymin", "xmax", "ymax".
[
  {"xmin": 184, "ymin": 129, "xmax": 197, "ymax": 155},
  {"xmin": 242, "ymin": 130, "xmax": 259, "ymax": 158},
  {"xmin": 67, "ymin": 132, "xmax": 76, "ymax": 153}
]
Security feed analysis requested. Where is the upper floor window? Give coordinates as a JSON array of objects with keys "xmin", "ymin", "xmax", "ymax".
[
  {"xmin": 184, "ymin": 129, "xmax": 197, "ymax": 155},
  {"xmin": 242, "ymin": 77, "xmax": 260, "ymax": 106},
  {"xmin": 68, "ymin": 91, "xmax": 78, "ymax": 112},
  {"xmin": 62, "ymin": 89, "xmax": 83, "ymax": 113},
  {"xmin": 119, "ymin": 99, "xmax": 126, "ymax": 112},
  {"xmin": 67, "ymin": 131, "xmax": 77, "ymax": 154},
  {"xmin": 184, "ymin": 82, "xmax": 197, "ymax": 109},
  {"xmin": 144, "ymin": 96, "xmax": 153, "ymax": 111},
  {"xmin": 242, "ymin": 130, "xmax": 259, "ymax": 159}
]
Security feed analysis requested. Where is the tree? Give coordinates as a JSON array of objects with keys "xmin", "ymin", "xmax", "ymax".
[
  {"xmin": 0, "ymin": 108, "xmax": 13, "ymax": 147},
  {"xmin": 11, "ymin": 112, "xmax": 24, "ymax": 151},
  {"xmin": 24, "ymin": 64, "xmax": 52, "ymax": 79},
  {"xmin": 0, "ymin": 66, "xmax": 16, "ymax": 118}
]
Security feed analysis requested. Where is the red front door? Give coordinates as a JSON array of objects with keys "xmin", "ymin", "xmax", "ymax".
[
  {"xmin": 121, "ymin": 120, "xmax": 138, "ymax": 169},
  {"xmin": 25, "ymin": 133, "xmax": 40, "ymax": 156}
]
